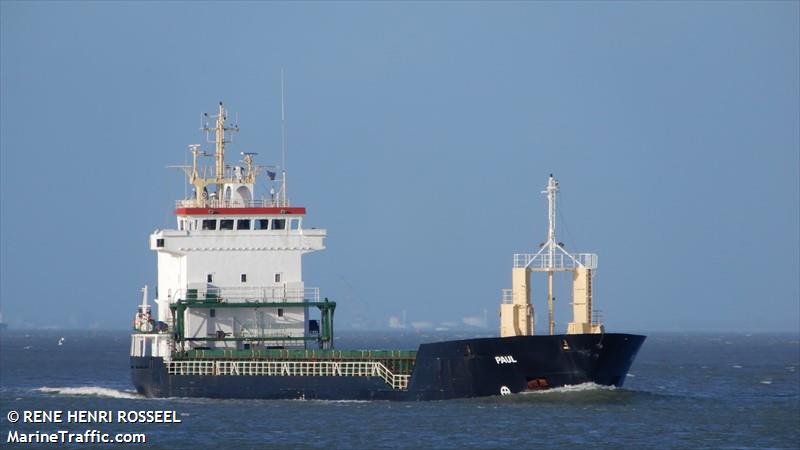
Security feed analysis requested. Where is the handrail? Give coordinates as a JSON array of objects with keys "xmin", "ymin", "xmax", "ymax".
[
  {"xmin": 171, "ymin": 286, "xmax": 320, "ymax": 303},
  {"xmin": 592, "ymin": 309, "xmax": 604, "ymax": 326},
  {"xmin": 513, "ymin": 253, "xmax": 598, "ymax": 270},
  {"xmin": 176, "ymin": 199, "xmax": 283, "ymax": 209},
  {"xmin": 166, "ymin": 359, "xmax": 410, "ymax": 390}
]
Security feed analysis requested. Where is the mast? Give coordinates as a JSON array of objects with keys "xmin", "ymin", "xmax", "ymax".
[
  {"xmin": 544, "ymin": 175, "xmax": 558, "ymax": 335},
  {"xmin": 213, "ymin": 102, "xmax": 239, "ymax": 193},
  {"xmin": 199, "ymin": 102, "xmax": 240, "ymax": 199},
  {"xmin": 215, "ymin": 102, "xmax": 225, "ymax": 182},
  {"xmin": 177, "ymin": 102, "xmax": 241, "ymax": 206},
  {"xmin": 500, "ymin": 174, "xmax": 601, "ymax": 338}
]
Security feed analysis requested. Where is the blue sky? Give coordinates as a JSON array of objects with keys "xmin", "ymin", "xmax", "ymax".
[{"xmin": 1, "ymin": 1, "xmax": 798, "ymax": 332}]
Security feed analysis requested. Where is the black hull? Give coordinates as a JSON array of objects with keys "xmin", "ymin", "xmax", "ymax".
[{"xmin": 131, "ymin": 333, "xmax": 645, "ymax": 401}]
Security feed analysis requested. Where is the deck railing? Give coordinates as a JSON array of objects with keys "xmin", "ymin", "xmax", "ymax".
[
  {"xmin": 513, "ymin": 253, "xmax": 598, "ymax": 270},
  {"xmin": 166, "ymin": 360, "xmax": 410, "ymax": 390},
  {"xmin": 176, "ymin": 198, "xmax": 280, "ymax": 209},
  {"xmin": 592, "ymin": 309, "xmax": 604, "ymax": 326},
  {"xmin": 172, "ymin": 286, "xmax": 320, "ymax": 303}
]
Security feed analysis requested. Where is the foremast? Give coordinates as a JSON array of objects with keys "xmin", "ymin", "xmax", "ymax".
[{"xmin": 499, "ymin": 175, "xmax": 603, "ymax": 337}]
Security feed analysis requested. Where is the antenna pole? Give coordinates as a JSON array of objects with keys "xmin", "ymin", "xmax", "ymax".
[
  {"xmin": 544, "ymin": 174, "xmax": 559, "ymax": 335},
  {"xmin": 280, "ymin": 68, "xmax": 288, "ymax": 207},
  {"xmin": 184, "ymin": 145, "xmax": 188, "ymax": 200}
]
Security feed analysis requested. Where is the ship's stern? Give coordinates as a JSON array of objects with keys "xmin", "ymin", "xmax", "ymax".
[{"xmin": 131, "ymin": 356, "xmax": 170, "ymax": 397}]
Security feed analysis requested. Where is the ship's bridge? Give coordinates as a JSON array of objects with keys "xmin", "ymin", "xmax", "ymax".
[{"xmin": 173, "ymin": 204, "xmax": 308, "ymax": 233}]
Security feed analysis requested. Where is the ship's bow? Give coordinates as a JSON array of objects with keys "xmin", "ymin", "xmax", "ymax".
[
  {"xmin": 589, "ymin": 333, "xmax": 646, "ymax": 386},
  {"xmin": 406, "ymin": 333, "xmax": 645, "ymax": 400}
]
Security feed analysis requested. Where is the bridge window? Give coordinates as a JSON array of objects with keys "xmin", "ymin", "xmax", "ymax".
[
  {"xmin": 207, "ymin": 274, "xmax": 213, "ymax": 283},
  {"xmin": 202, "ymin": 219, "xmax": 217, "ymax": 230},
  {"xmin": 273, "ymin": 219, "xmax": 286, "ymax": 230},
  {"xmin": 220, "ymin": 219, "xmax": 234, "ymax": 230},
  {"xmin": 290, "ymin": 218, "xmax": 300, "ymax": 230},
  {"xmin": 156, "ymin": 238, "xmax": 164, "ymax": 248},
  {"xmin": 241, "ymin": 274, "xmax": 247, "ymax": 283},
  {"xmin": 236, "ymin": 219, "xmax": 251, "ymax": 230},
  {"xmin": 256, "ymin": 219, "xmax": 270, "ymax": 230},
  {"xmin": 274, "ymin": 273, "xmax": 282, "ymax": 283}
]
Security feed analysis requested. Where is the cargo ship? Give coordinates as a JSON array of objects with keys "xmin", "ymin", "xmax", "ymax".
[{"xmin": 130, "ymin": 102, "xmax": 645, "ymax": 400}]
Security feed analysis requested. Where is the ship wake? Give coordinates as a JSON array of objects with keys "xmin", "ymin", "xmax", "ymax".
[
  {"xmin": 35, "ymin": 386, "xmax": 143, "ymax": 399},
  {"xmin": 521, "ymin": 382, "xmax": 617, "ymax": 395}
]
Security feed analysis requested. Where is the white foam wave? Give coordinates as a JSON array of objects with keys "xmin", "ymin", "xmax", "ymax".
[
  {"xmin": 521, "ymin": 382, "xmax": 616, "ymax": 395},
  {"xmin": 35, "ymin": 386, "xmax": 142, "ymax": 399},
  {"xmin": 315, "ymin": 399, "xmax": 372, "ymax": 404}
]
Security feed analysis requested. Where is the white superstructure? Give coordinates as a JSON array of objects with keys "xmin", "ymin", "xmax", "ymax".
[{"xmin": 132, "ymin": 102, "xmax": 327, "ymax": 359}]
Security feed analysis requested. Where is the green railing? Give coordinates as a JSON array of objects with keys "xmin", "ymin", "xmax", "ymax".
[{"xmin": 169, "ymin": 295, "xmax": 337, "ymax": 348}]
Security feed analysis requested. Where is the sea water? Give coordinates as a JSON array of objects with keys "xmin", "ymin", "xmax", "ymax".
[{"xmin": 1, "ymin": 330, "xmax": 798, "ymax": 449}]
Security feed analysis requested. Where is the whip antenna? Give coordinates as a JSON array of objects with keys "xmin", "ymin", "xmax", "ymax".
[{"xmin": 280, "ymin": 68, "xmax": 288, "ymax": 206}]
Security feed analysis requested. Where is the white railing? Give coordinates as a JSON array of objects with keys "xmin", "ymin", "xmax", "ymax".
[
  {"xmin": 501, "ymin": 289, "xmax": 513, "ymax": 304},
  {"xmin": 374, "ymin": 363, "xmax": 410, "ymax": 390},
  {"xmin": 176, "ymin": 198, "xmax": 282, "ymax": 209},
  {"xmin": 130, "ymin": 333, "xmax": 171, "ymax": 358},
  {"xmin": 513, "ymin": 253, "xmax": 598, "ymax": 270},
  {"xmin": 592, "ymin": 309, "xmax": 604, "ymax": 326},
  {"xmin": 219, "ymin": 286, "xmax": 319, "ymax": 303},
  {"xmin": 174, "ymin": 286, "xmax": 320, "ymax": 303},
  {"xmin": 166, "ymin": 360, "xmax": 410, "ymax": 390}
]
